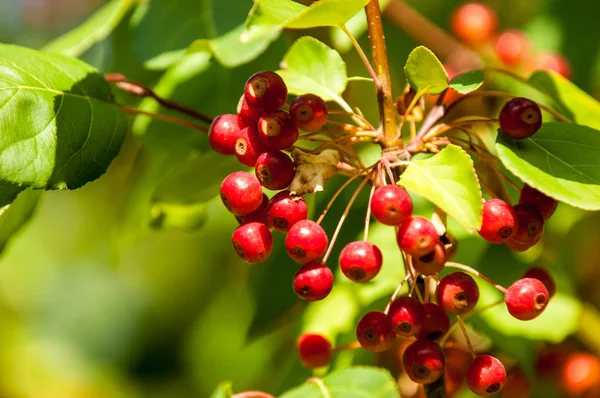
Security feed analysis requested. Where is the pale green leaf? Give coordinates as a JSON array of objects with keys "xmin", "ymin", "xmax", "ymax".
[
  {"xmin": 450, "ymin": 70, "xmax": 484, "ymax": 94},
  {"xmin": 0, "ymin": 44, "xmax": 127, "ymax": 205},
  {"xmin": 496, "ymin": 122, "xmax": 600, "ymax": 210},
  {"xmin": 206, "ymin": 24, "xmax": 279, "ymax": 67},
  {"xmin": 280, "ymin": 367, "xmax": 399, "ymax": 398},
  {"xmin": 404, "ymin": 46, "xmax": 449, "ymax": 95},
  {"xmin": 529, "ymin": 70, "xmax": 600, "ymax": 129},
  {"xmin": 399, "ymin": 145, "xmax": 483, "ymax": 230},
  {"xmin": 210, "ymin": 382, "xmax": 233, "ymax": 398},
  {"xmin": 43, "ymin": 0, "xmax": 138, "ymax": 57}
]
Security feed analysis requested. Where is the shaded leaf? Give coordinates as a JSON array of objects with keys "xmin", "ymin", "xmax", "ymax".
[
  {"xmin": 0, "ymin": 190, "xmax": 43, "ymax": 254},
  {"xmin": 404, "ymin": 46, "xmax": 448, "ymax": 95},
  {"xmin": 399, "ymin": 145, "xmax": 483, "ymax": 230},
  {"xmin": 450, "ymin": 70, "xmax": 484, "ymax": 94},
  {"xmin": 290, "ymin": 149, "xmax": 340, "ymax": 196},
  {"xmin": 496, "ymin": 122, "xmax": 600, "ymax": 210}
]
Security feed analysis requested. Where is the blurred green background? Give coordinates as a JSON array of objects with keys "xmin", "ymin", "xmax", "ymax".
[{"xmin": 0, "ymin": 0, "xmax": 599, "ymax": 397}]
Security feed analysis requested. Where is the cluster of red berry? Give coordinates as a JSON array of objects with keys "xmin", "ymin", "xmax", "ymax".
[{"xmin": 450, "ymin": 2, "xmax": 571, "ymax": 78}]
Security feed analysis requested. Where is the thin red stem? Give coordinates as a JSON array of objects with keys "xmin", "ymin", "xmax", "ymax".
[{"xmin": 119, "ymin": 105, "xmax": 208, "ymax": 133}]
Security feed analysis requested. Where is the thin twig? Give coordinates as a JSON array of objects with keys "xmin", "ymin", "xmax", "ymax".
[
  {"xmin": 445, "ymin": 262, "xmax": 508, "ymax": 294},
  {"xmin": 384, "ymin": 274, "xmax": 412, "ymax": 314},
  {"xmin": 456, "ymin": 315, "xmax": 477, "ymax": 360},
  {"xmin": 363, "ymin": 178, "xmax": 377, "ymax": 241},
  {"xmin": 340, "ymin": 25, "xmax": 381, "ymax": 90},
  {"xmin": 119, "ymin": 105, "xmax": 208, "ymax": 133}
]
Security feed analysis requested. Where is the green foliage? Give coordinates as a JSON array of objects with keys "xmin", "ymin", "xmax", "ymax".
[
  {"xmin": 449, "ymin": 71, "xmax": 485, "ymax": 94},
  {"xmin": 0, "ymin": 44, "xmax": 127, "ymax": 206},
  {"xmin": 404, "ymin": 46, "xmax": 449, "ymax": 95},
  {"xmin": 0, "ymin": 190, "xmax": 43, "ymax": 254},
  {"xmin": 399, "ymin": 145, "xmax": 483, "ymax": 230},
  {"xmin": 279, "ymin": 367, "xmax": 399, "ymax": 398},
  {"xmin": 210, "ymin": 382, "xmax": 233, "ymax": 398},
  {"xmin": 496, "ymin": 122, "xmax": 600, "ymax": 210}
]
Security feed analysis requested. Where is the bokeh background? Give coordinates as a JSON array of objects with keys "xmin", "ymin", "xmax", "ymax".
[{"xmin": 0, "ymin": 0, "xmax": 600, "ymax": 397}]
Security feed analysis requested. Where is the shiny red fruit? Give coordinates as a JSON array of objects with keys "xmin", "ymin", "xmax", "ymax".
[
  {"xmin": 412, "ymin": 243, "xmax": 446, "ymax": 276},
  {"xmin": 388, "ymin": 296, "xmax": 425, "ymax": 338},
  {"xmin": 290, "ymin": 94, "xmax": 328, "ymax": 132},
  {"xmin": 510, "ymin": 204, "xmax": 544, "ymax": 245},
  {"xmin": 466, "ymin": 355, "xmax": 506, "ymax": 396},
  {"xmin": 505, "ymin": 277, "xmax": 549, "ymax": 320},
  {"xmin": 397, "ymin": 216, "xmax": 439, "ymax": 257},
  {"xmin": 237, "ymin": 95, "xmax": 263, "ymax": 129},
  {"xmin": 255, "ymin": 151, "xmax": 295, "ymax": 190},
  {"xmin": 220, "ymin": 171, "xmax": 263, "ymax": 216},
  {"xmin": 339, "ymin": 241, "xmax": 383, "ymax": 283},
  {"xmin": 499, "ymin": 97, "xmax": 542, "ymax": 140},
  {"xmin": 416, "ymin": 303, "xmax": 450, "ymax": 341},
  {"xmin": 297, "ymin": 333, "xmax": 332, "ymax": 368},
  {"xmin": 371, "ymin": 185, "xmax": 413, "ymax": 226},
  {"xmin": 402, "ymin": 340, "xmax": 445, "ymax": 384},
  {"xmin": 232, "ymin": 222, "xmax": 273, "ymax": 264},
  {"xmin": 235, "ymin": 126, "xmax": 266, "ymax": 166},
  {"xmin": 244, "ymin": 71, "xmax": 287, "ymax": 112},
  {"xmin": 437, "ymin": 272, "xmax": 480, "ymax": 315},
  {"xmin": 236, "ymin": 193, "xmax": 270, "ymax": 226},
  {"xmin": 495, "ymin": 30, "xmax": 529, "ymax": 66},
  {"xmin": 266, "ymin": 191, "xmax": 307, "ymax": 232},
  {"xmin": 285, "ymin": 220, "xmax": 328, "ymax": 264},
  {"xmin": 519, "ymin": 185, "xmax": 557, "ymax": 221},
  {"xmin": 522, "ymin": 266, "xmax": 556, "ymax": 298},
  {"xmin": 257, "ymin": 111, "xmax": 299, "ymax": 150},
  {"xmin": 208, "ymin": 114, "xmax": 241, "ymax": 155},
  {"xmin": 478, "ymin": 199, "xmax": 518, "ymax": 243},
  {"xmin": 356, "ymin": 311, "xmax": 396, "ymax": 352},
  {"xmin": 450, "ymin": 2, "xmax": 497, "ymax": 45},
  {"xmin": 293, "ymin": 262, "xmax": 333, "ymax": 301}
]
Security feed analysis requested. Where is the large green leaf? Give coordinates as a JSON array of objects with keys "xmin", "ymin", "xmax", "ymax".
[
  {"xmin": 404, "ymin": 46, "xmax": 449, "ymax": 95},
  {"xmin": 496, "ymin": 122, "xmax": 600, "ymax": 210},
  {"xmin": 43, "ymin": 0, "xmax": 139, "ymax": 57},
  {"xmin": 243, "ymin": 0, "xmax": 369, "ymax": 42},
  {"xmin": 0, "ymin": 190, "xmax": 43, "ymax": 254},
  {"xmin": 278, "ymin": 37, "xmax": 349, "ymax": 110},
  {"xmin": 399, "ymin": 145, "xmax": 483, "ymax": 230},
  {"xmin": 279, "ymin": 367, "xmax": 399, "ymax": 398},
  {"xmin": 528, "ymin": 70, "xmax": 600, "ymax": 129},
  {"xmin": 0, "ymin": 44, "xmax": 127, "ymax": 206}
]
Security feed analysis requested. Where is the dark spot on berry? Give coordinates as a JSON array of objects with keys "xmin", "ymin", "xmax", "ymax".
[
  {"xmin": 521, "ymin": 108, "xmax": 540, "ymax": 125},
  {"xmin": 527, "ymin": 220, "xmax": 542, "ymax": 237},
  {"xmin": 220, "ymin": 192, "xmax": 232, "ymax": 211},
  {"xmin": 348, "ymin": 266, "xmax": 366, "ymax": 282},
  {"xmin": 233, "ymin": 241, "xmax": 246, "ymax": 260},
  {"xmin": 427, "ymin": 330, "xmax": 443, "ymax": 340},
  {"xmin": 235, "ymin": 138, "xmax": 248, "ymax": 155},
  {"xmin": 413, "ymin": 364, "xmax": 431, "ymax": 380},
  {"xmin": 440, "ymin": 233, "xmax": 451, "ymax": 245},
  {"xmin": 486, "ymin": 382, "xmax": 501, "ymax": 394},
  {"xmin": 398, "ymin": 322, "xmax": 413, "ymax": 334},
  {"xmin": 258, "ymin": 166, "xmax": 272, "ymax": 185},
  {"xmin": 292, "ymin": 246, "xmax": 306, "ymax": 259},
  {"xmin": 454, "ymin": 291, "xmax": 468, "ymax": 309},
  {"xmin": 249, "ymin": 77, "xmax": 268, "ymax": 98},
  {"xmin": 273, "ymin": 218, "xmax": 288, "ymax": 230},
  {"xmin": 295, "ymin": 104, "xmax": 313, "ymax": 122},
  {"xmin": 299, "ymin": 286, "xmax": 311, "ymax": 296},
  {"xmin": 499, "ymin": 226, "xmax": 513, "ymax": 238},
  {"xmin": 419, "ymin": 250, "xmax": 436, "ymax": 263},
  {"xmin": 364, "ymin": 328, "xmax": 377, "ymax": 343},
  {"xmin": 534, "ymin": 293, "xmax": 548, "ymax": 309},
  {"xmin": 417, "ymin": 236, "xmax": 432, "ymax": 250}
]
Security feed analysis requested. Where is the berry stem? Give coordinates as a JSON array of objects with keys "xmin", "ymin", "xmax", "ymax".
[
  {"xmin": 118, "ymin": 105, "xmax": 209, "ymax": 133},
  {"xmin": 407, "ymin": 104, "xmax": 445, "ymax": 153},
  {"xmin": 231, "ymin": 392, "xmax": 275, "ymax": 398},
  {"xmin": 332, "ymin": 340, "xmax": 362, "ymax": 352},
  {"xmin": 363, "ymin": 181, "xmax": 377, "ymax": 241},
  {"xmin": 365, "ymin": 0, "xmax": 400, "ymax": 147},
  {"xmin": 445, "ymin": 262, "xmax": 508, "ymax": 294},
  {"xmin": 456, "ymin": 315, "xmax": 477, "ymax": 360},
  {"xmin": 340, "ymin": 25, "xmax": 381, "ymax": 90},
  {"xmin": 307, "ymin": 377, "xmax": 331, "ymax": 398},
  {"xmin": 384, "ymin": 274, "xmax": 412, "ymax": 314},
  {"xmin": 440, "ymin": 299, "xmax": 503, "ymax": 346},
  {"xmin": 105, "ymin": 73, "xmax": 214, "ymax": 124}
]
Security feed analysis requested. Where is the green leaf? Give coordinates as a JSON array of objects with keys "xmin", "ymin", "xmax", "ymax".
[
  {"xmin": 0, "ymin": 190, "xmax": 43, "ymax": 254},
  {"xmin": 404, "ymin": 46, "xmax": 449, "ymax": 95},
  {"xmin": 330, "ymin": 0, "xmax": 392, "ymax": 52},
  {"xmin": 278, "ymin": 37, "xmax": 349, "ymax": 109},
  {"xmin": 529, "ymin": 70, "xmax": 600, "ymax": 129},
  {"xmin": 0, "ymin": 44, "xmax": 127, "ymax": 204},
  {"xmin": 210, "ymin": 382, "xmax": 233, "ymax": 398},
  {"xmin": 43, "ymin": 0, "xmax": 138, "ymax": 57},
  {"xmin": 449, "ymin": 70, "xmax": 484, "ymax": 94},
  {"xmin": 243, "ymin": 0, "xmax": 369, "ymax": 42},
  {"xmin": 496, "ymin": 122, "xmax": 600, "ymax": 210},
  {"xmin": 399, "ymin": 145, "xmax": 483, "ymax": 230},
  {"xmin": 148, "ymin": 201, "xmax": 209, "ymax": 231},
  {"xmin": 280, "ymin": 366, "xmax": 399, "ymax": 398}
]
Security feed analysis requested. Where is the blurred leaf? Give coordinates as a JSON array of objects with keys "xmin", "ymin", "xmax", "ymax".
[
  {"xmin": 529, "ymin": 70, "xmax": 600, "ymax": 129},
  {"xmin": 278, "ymin": 37, "xmax": 349, "ymax": 109},
  {"xmin": 404, "ymin": 46, "xmax": 448, "ymax": 95},
  {"xmin": 210, "ymin": 382, "xmax": 233, "ymax": 398},
  {"xmin": 0, "ymin": 44, "xmax": 127, "ymax": 205},
  {"xmin": 43, "ymin": 0, "xmax": 139, "ymax": 57},
  {"xmin": 302, "ymin": 284, "xmax": 359, "ymax": 342},
  {"xmin": 399, "ymin": 145, "xmax": 483, "ymax": 230},
  {"xmin": 149, "ymin": 201, "xmax": 209, "ymax": 231},
  {"xmin": 449, "ymin": 71, "xmax": 484, "ymax": 94},
  {"xmin": 279, "ymin": 366, "xmax": 399, "ymax": 398},
  {"xmin": 243, "ymin": 0, "xmax": 369, "ymax": 42},
  {"xmin": 0, "ymin": 190, "xmax": 43, "ymax": 254},
  {"xmin": 496, "ymin": 122, "xmax": 600, "ymax": 210}
]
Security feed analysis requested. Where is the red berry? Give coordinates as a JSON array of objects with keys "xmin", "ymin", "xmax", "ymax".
[
  {"xmin": 499, "ymin": 97, "xmax": 542, "ymax": 140},
  {"xmin": 232, "ymin": 222, "xmax": 273, "ymax": 263},
  {"xmin": 266, "ymin": 191, "xmax": 307, "ymax": 232},
  {"xmin": 437, "ymin": 272, "xmax": 480, "ymax": 314},
  {"xmin": 388, "ymin": 296, "xmax": 425, "ymax": 337},
  {"xmin": 402, "ymin": 340, "xmax": 445, "ymax": 384},
  {"xmin": 235, "ymin": 126, "xmax": 266, "ymax": 166},
  {"xmin": 339, "ymin": 241, "xmax": 383, "ymax": 283},
  {"xmin": 244, "ymin": 71, "xmax": 287, "ymax": 112},
  {"xmin": 285, "ymin": 220, "xmax": 328, "ymax": 264},
  {"xmin": 504, "ymin": 277, "xmax": 549, "ymax": 320},
  {"xmin": 236, "ymin": 193, "xmax": 270, "ymax": 226},
  {"xmin": 416, "ymin": 303, "xmax": 450, "ymax": 341},
  {"xmin": 510, "ymin": 204, "xmax": 544, "ymax": 245},
  {"xmin": 296, "ymin": 333, "xmax": 332, "ymax": 368},
  {"xmin": 257, "ymin": 111, "xmax": 299, "ymax": 150},
  {"xmin": 495, "ymin": 30, "xmax": 529, "ymax": 66},
  {"xmin": 220, "ymin": 171, "xmax": 263, "ymax": 216},
  {"xmin": 293, "ymin": 261, "xmax": 333, "ymax": 301},
  {"xmin": 208, "ymin": 114, "xmax": 241, "ymax": 155},
  {"xmin": 237, "ymin": 95, "xmax": 263, "ymax": 129},
  {"xmin": 255, "ymin": 151, "xmax": 295, "ymax": 191},
  {"xmin": 561, "ymin": 353, "xmax": 600, "ymax": 396},
  {"xmin": 290, "ymin": 94, "xmax": 328, "ymax": 132},
  {"xmin": 450, "ymin": 2, "xmax": 497, "ymax": 45},
  {"xmin": 397, "ymin": 216, "xmax": 440, "ymax": 257},
  {"xmin": 478, "ymin": 199, "xmax": 518, "ymax": 243},
  {"xmin": 519, "ymin": 185, "xmax": 557, "ymax": 221},
  {"xmin": 536, "ymin": 52, "xmax": 572, "ymax": 79},
  {"xmin": 356, "ymin": 311, "xmax": 396, "ymax": 352},
  {"xmin": 522, "ymin": 266, "xmax": 556, "ymax": 298},
  {"xmin": 371, "ymin": 185, "xmax": 413, "ymax": 226},
  {"xmin": 466, "ymin": 355, "xmax": 506, "ymax": 396},
  {"xmin": 412, "ymin": 243, "xmax": 446, "ymax": 276}
]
